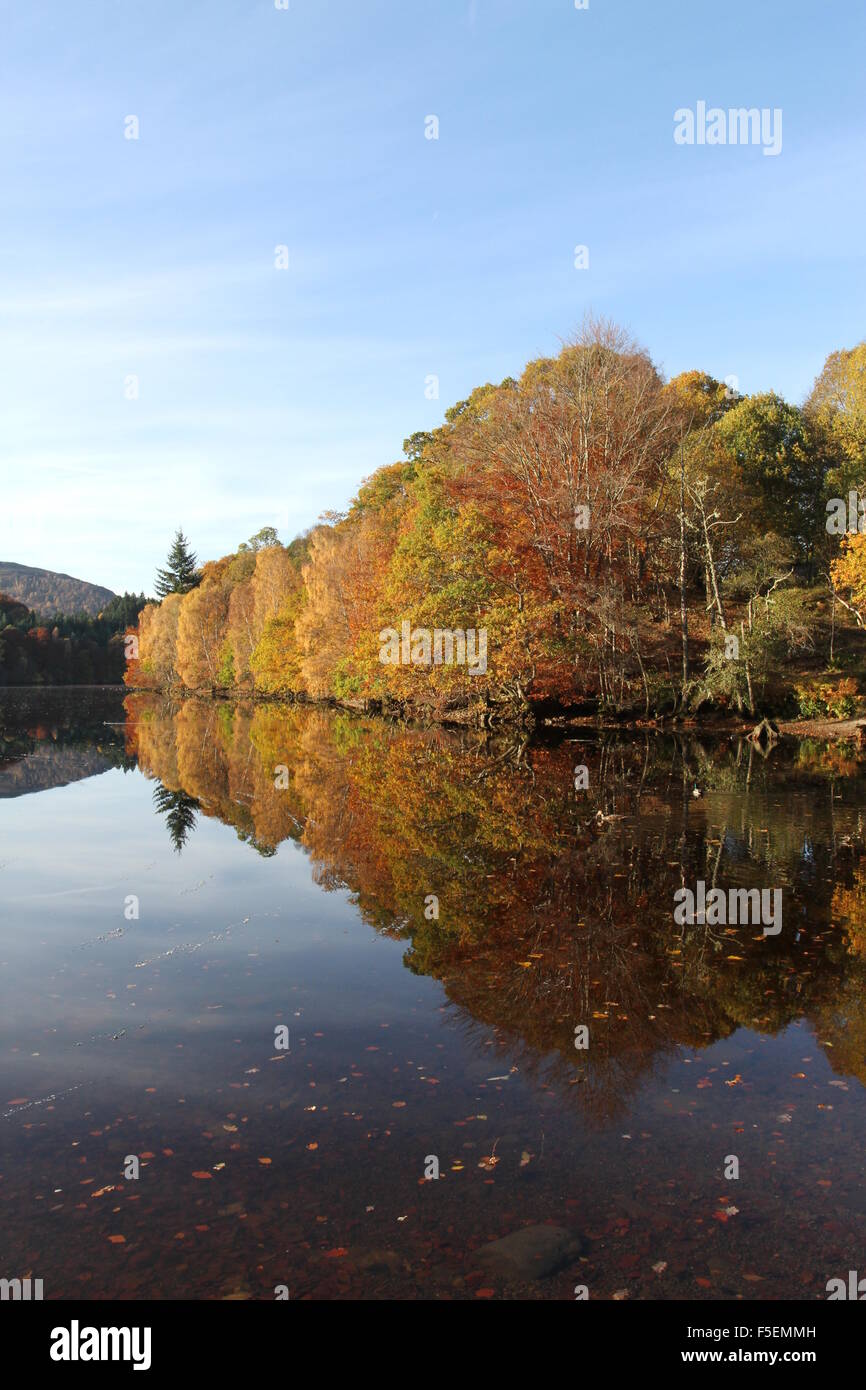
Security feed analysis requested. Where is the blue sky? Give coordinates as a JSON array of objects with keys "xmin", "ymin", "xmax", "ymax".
[{"xmin": 1, "ymin": 0, "xmax": 864, "ymax": 596}]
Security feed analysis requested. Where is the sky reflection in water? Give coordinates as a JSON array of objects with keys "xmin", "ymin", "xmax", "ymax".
[{"xmin": 1, "ymin": 688, "xmax": 865, "ymax": 1300}]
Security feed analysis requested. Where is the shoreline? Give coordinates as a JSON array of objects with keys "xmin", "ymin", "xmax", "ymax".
[
  {"xmin": 4, "ymin": 683, "xmax": 862, "ymax": 745},
  {"xmin": 116, "ymin": 683, "xmax": 866, "ymax": 743}
]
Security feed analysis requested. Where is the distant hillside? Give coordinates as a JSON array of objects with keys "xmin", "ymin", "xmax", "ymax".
[
  {"xmin": 0, "ymin": 562, "xmax": 116, "ymax": 617},
  {"xmin": 0, "ymin": 743, "xmax": 121, "ymax": 798}
]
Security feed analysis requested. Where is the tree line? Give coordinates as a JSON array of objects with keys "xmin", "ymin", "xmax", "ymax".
[
  {"xmin": 0, "ymin": 591, "xmax": 148, "ymax": 686},
  {"xmin": 127, "ymin": 319, "xmax": 866, "ymax": 722}
]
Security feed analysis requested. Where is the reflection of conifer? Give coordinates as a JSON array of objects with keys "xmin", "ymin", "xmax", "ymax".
[{"xmin": 152, "ymin": 782, "xmax": 200, "ymax": 852}]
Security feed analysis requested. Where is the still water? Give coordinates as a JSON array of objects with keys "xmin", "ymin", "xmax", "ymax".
[{"xmin": 1, "ymin": 687, "xmax": 865, "ymax": 1300}]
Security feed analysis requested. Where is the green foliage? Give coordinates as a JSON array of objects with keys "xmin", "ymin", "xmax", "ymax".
[
  {"xmin": 155, "ymin": 529, "xmax": 200, "ymax": 599},
  {"xmin": 99, "ymin": 592, "xmax": 151, "ymax": 628},
  {"xmin": 152, "ymin": 783, "xmax": 200, "ymax": 852},
  {"xmin": 217, "ymin": 639, "xmax": 235, "ymax": 687},
  {"xmin": 402, "ymin": 431, "xmax": 434, "ymax": 462},
  {"xmin": 795, "ymin": 677, "xmax": 859, "ymax": 720},
  {"xmin": 697, "ymin": 587, "xmax": 813, "ymax": 715},
  {"xmin": 238, "ymin": 526, "xmax": 281, "ymax": 553},
  {"xmin": 332, "ymin": 658, "xmax": 364, "ymax": 699},
  {"xmin": 249, "ymin": 585, "xmax": 305, "ymax": 695},
  {"xmin": 713, "ymin": 394, "xmax": 827, "ymax": 562},
  {"xmin": 0, "ymin": 589, "xmax": 146, "ymax": 687},
  {"xmin": 805, "ymin": 342, "xmax": 866, "ymax": 497}
]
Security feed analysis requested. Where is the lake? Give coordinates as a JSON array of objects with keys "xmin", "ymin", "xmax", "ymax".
[{"xmin": 1, "ymin": 686, "xmax": 865, "ymax": 1301}]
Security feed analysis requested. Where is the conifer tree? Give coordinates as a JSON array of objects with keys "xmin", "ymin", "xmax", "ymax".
[{"xmin": 155, "ymin": 529, "xmax": 200, "ymax": 598}]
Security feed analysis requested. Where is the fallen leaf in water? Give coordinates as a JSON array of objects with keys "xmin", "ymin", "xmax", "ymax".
[
  {"xmin": 191, "ymin": 1171, "xmax": 212, "ymax": 1180},
  {"xmin": 107, "ymin": 1235, "xmax": 126, "ymax": 1244}
]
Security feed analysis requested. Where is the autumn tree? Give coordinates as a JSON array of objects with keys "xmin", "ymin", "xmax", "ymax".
[
  {"xmin": 133, "ymin": 593, "xmax": 184, "ymax": 688},
  {"xmin": 830, "ymin": 531, "xmax": 866, "ymax": 628},
  {"xmin": 124, "ymin": 331, "xmax": 864, "ymax": 722},
  {"xmin": 175, "ymin": 560, "xmax": 232, "ymax": 688},
  {"xmin": 249, "ymin": 546, "xmax": 306, "ymax": 694},
  {"xmin": 805, "ymin": 342, "xmax": 866, "ymax": 497},
  {"xmin": 700, "ymin": 535, "xmax": 812, "ymax": 714}
]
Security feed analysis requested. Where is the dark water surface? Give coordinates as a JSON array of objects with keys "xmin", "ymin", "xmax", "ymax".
[{"xmin": 2, "ymin": 687, "xmax": 865, "ymax": 1301}]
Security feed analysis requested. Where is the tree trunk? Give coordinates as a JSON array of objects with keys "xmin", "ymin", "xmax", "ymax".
[
  {"xmin": 701, "ymin": 507, "xmax": 727, "ymax": 631},
  {"xmin": 742, "ymin": 619, "xmax": 754, "ymax": 716},
  {"xmin": 830, "ymin": 588, "xmax": 836, "ymax": 664},
  {"xmin": 679, "ymin": 443, "xmax": 689, "ymax": 702}
]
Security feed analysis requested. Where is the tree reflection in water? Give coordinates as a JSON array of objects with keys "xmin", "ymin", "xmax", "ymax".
[{"xmin": 128, "ymin": 694, "xmax": 866, "ymax": 1121}]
